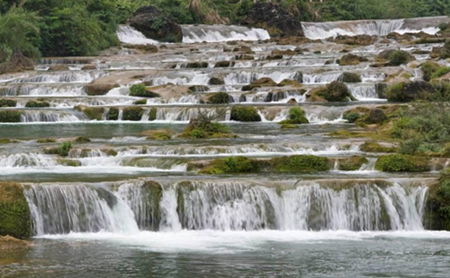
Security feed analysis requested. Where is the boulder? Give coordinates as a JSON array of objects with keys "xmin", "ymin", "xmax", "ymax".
[
  {"xmin": 339, "ymin": 54, "xmax": 368, "ymax": 66},
  {"xmin": 208, "ymin": 77, "xmax": 225, "ymax": 85},
  {"xmin": 242, "ymin": 77, "xmax": 277, "ymax": 91},
  {"xmin": 0, "ymin": 49, "xmax": 34, "ymax": 74},
  {"xmin": 128, "ymin": 6, "xmax": 183, "ymax": 43},
  {"xmin": 241, "ymin": 2, "xmax": 304, "ymax": 37},
  {"xmin": 339, "ymin": 72, "xmax": 361, "ymax": 83},
  {"xmin": 85, "ymin": 83, "xmax": 119, "ymax": 96},
  {"xmin": 366, "ymin": 108, "xmax": 387, "ymax": 124},
  {"xmin": 307, "ymin": 82, "xmax": 355, "ymax": 102}
]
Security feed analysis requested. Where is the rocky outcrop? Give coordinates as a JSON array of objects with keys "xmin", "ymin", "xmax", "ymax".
[
  {"xmin": 0, "ymin": 182, "xmax": 31, "ymax": 239},
  {"xmin": 0, "ymin": 49, "xmax": 34, "ymax": 75},
  {"xmin": 386, "ymin": 81, "xmax": 434, "ymax": 102},
  {"xmin": 241, "ymin": 2, "xmax": 304, "ymax": 37},
  {"xmin": 307, "ymin": 82, "xmax": 355, "ymax": 102},
  {"xmin": 339, "ymin": 54, "xmax": 368, "ymax": 66},
  {"xmin": 128, "ymin": 6, "xmax": 183, "ymax": 43}
]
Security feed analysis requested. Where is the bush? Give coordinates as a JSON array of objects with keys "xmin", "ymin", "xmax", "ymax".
[
  {"xmin": 271, "ymin": 155, "xmax": 330, "ymax": 173},
  {"xmin": 375, "ymin": 154, "xmax": 430, "ymax": 172},
  {"xmin": 339, "ymin": 72, "xmax": 361, "ymax": 83},
  {"xmin": 343, "ymin": 112, "xmax": 361, "ymax": 123},
  {"xmin": 200, "ymin": 156, "xmax": 259, "ymax": 174},
  {"xmin": 338, "ymin": 156, "xmax": 368, "ymax": 171},
  {"xmin": 180, "ymin": 109, "xmax": 232, "ymax": 139},
  {"xmin": 123, "ymin": 107, "xmax": 144, "ymax": 121},
  {"xmin": 0, "ymin": 182, "xmax": 31, "ymax": 239},
  {"xmin": 45, "ymin": 142, "xmax": 72, "ymax": 157},
  {"xmin": 230, "ymin": 107, "xmax": 261, "ymax": 122},
  {"xmin": 83, "ymin": 107, "xmax": 104, "ymax": 120},
  {"xmin": 431, "ymin": 67, "xmax": 450, "ymax": 79},
  {"xmin": 0, "ymin": 110, "xmax": 22, "ymax": 122},
  {"xmin": 421, "ymin": 61, "xmax": 441, "ymax": 81},
  {"xmin": 385, "ymin": 82, "xmax": 405, "ymax": 102},
  {"xmin": 0, "ymin": 99, "xmax": 17, "ymax": 107},
  {"xmin": 107, "ymin": 107, "xmax": 119, "ymax": 120},
  {"xmin": 129, "ymin": 84, "xmax": 159, "ymax": 98},
  {"xmin": 279, "ymin": 107, "xmax": 309, "ymax": 125},
  {"xmin": 388, "ymin": 50, "xmax": 410, "ymax": 66},
  {"xmin": 208, "ymin": 92, "xmax": 231, "ymax": 104},
  {"xmin": 25, "ymin": 100, "xmax": 50, "ymax": 108}
]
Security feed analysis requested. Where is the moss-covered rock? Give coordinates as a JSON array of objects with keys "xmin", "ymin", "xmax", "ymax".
[
  {"xmin": 279, "ymin": 107, "xmax": 309, "ymax": 125},
  {"xmin": 37, "ymin": 138, "xmax": 56, "ymax": 144},
  {"xmin": 208, "ymin": 77, "xmax": 225, "ymax": 85},
  {"xmin": 207, "ymin": 92, "xmax": 232, "ymax": 104},
  {"xmin": 0, "ymin": 110, "xmax": 22, "ymax": 122},
  {"xmin": 199, "ymin": 156, "xmax": 260, "ymax": 174},
  {"xmin": 142, "ymin": 129, "xmax": 173, "ymax": 140},
  {"xmin": 230, "ymin": 107, "xmax": 261, "ymax": 122},
  {"xmin": 242, "ymin": 77, "xmax": 277, "ymax": 91},
  {"xmin": 25, "ymin": 100, "xmax": 50, "ymax": 108},
  {"xmin": 338, "ymin": 156, "xmax": 368, "ymax": 171},
  {"xmin": 424, "ymin": 175, "xmax": 450, "ymax": 230},
  {"xmin": 130, "ymin": 84, "xmax": 160, "ymax": 98},
  {"xmin": 271, "ymin": 155, "xmax": 330, "ymax": 173},
  {"xmin": 123, "ymin": 107, "xmax": 144, "ymax": 121},
  {"xmin": 44, "ymin": 142, "xmax": 72, "ymax": 157},
  {"xmin": 85, "ymin": 83, "xmax": 119, "ymax": 96},
  {"xmin": 375, "ymin": 154, "xmax": 430, "ymax": 172},
  {"xmin": 0, "ymin": 183, "xmax": 31, "ymax": 239},
  {"xmin": 277, "ymin": 79, "xmax": 302, "ymax": 87},
  {"xmin": 339, "ymin": 72, "xmax": 361, "ymax": 83},
  {"xmin": 82, "ymin": 107, "xmax": 105, "ymax": 121},
  {"xmin": 308, "ymin": 82, "xmax": 355, "ymax": 102},
  {"xmin": 186, "ymin": 62, "xmax": 208, "ymax": 68},
  {"xmin": 377, "ymin": 50, "xmax": 414, "ymax": 65},
  {"xmin": 421, "ymin": 61, "xmax": 441, "ymax": 81},
  {"xmin": 339, "ymin": 54, "xmax": 367, "ymax": 66},
  {"xmin": 386, "ymin": 81, "xmax": 434, "ymax": 102},
  {"xmin": 0, "ymin": 99, "xmax": 17, "ymax": 107},
  {"xmin": 215, "ymin": 61, "xmax": 235, "ymax": 68},
  {"xmin": 360, "ymin": 142, "xmax": 397, "ymax": 153},
  {"xmin": 133, "ymin": 99, "xmax": 147, "ymax": 105},
  {"xmin": 107, "ymin": 107, "xmax": 119, "ymax": 120},
  {"xmin": 365, "ymin": 108, "xmax": 387, "ymax": 124},
  {"xmin": 57, "ymin": 159, "xmax": 82, "ymax": 167},
  {"xmin": 73, "ymin": 137, "xmax": 91, "ymax": 143}
]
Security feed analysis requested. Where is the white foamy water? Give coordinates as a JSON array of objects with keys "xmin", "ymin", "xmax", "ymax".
[
  {"xmin": 37, "ymin": 230, "xmax": 450, "ymax": 253},
  {"xmin": 182, "ymin": 25, "xmax": 270, "ymax": 43},
  {"xmin": 117, "ymin": 25, "xmax": 159, "ymax": 45}
]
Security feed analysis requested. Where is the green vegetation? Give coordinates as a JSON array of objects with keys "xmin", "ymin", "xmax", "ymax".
[
  {"xmin": 207, "ymin": 92, "xmax": 230, "ymax": 104},
  {"xmin": 230, "ymin": 106, "xmax": 261, "ymax": 122},
  {"xmin": 25, "ymin": 100, "xmax": 50, "ymax": 108},
  {"xmin": 0, "ymin": 110, "xmax": 22, "ymax": 122},
  {"xmin": 338, "ymin": 156, "xmax": 368, "ymax": 171},
  {"xmin": 0, "ymin": 182, "xmax": 31, "ymax": 239},
  {"xmin": 200, "ymin": 156, "xmax": 259, "ymax": 174},
  {"xmin": 107, "ymin": 107, "xmax": 119, "ymax": 120},
  {"xmin": 425, "ymin": 173, "xmax": 450, "ymax": 230},
  {"xmin": 421, "ymin": 61, "xmax": 441, "ymax": 81},
  {"xmin": 143, "ymin": 129, "xmax": 173, "ymax": 140},
  {"xmin": 129, "ymin": 84, "xmax": 160, "ymax": 98},
  {"xmin": 388, "ymin": 50, "xmax": 411, "ymax": 66},
  {"xmin": 271, "ymin": 155, "xmax": 330, "ymax": 173},
  {"xmin": 360, "ymin": 142, "xmax": 397, "ymax": 153},
  {"xmin": 44, "ymin": 142, "xmax": 72, "ymax": 157},
  {"xmin": 392, "ymin": 104, "xmax": 450, "ymax": 155},
  {"xmin": 431, "ymin": 67, "xmax": 450, "ymax": 79},
  {"xmin": 37, "ymin": 138, "xmax": 56, "ymax": 144},
  {"xmin": 123, "ymin": 107, "xmax": 144, "ymax": 121},
  {"xmin": 279, "ymin": 107, "xmax": 309, "ymax": 125},
  {"xmin": 339, "ymin": 72, "xmax": 361, "ymax": 83},
  {"xmin": 375, "ymin": 154, "xmax": 430, "ymax": 172},
  {"xmin": 0, "ymin": 99, "xmax": 17, "ymax": 107},
  {"xmin": 82, "ymin": 107, "xmax": 105, "ymax": 121},
  {"xmin": 180, "ymin": 110, "xmax": 233, "ymax": 139}
]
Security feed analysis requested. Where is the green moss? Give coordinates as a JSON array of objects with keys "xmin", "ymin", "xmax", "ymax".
[
  {"xmin": 375, "ymin": 154, "xmax": 430, "ymax": 172},
  {"xmin": 431, "ymin": 67, "xmax": 450, "ymax": 79},
  {"xmin": 271, "ymin": 155, "xmax": 330, "ymax": 173},
  {"xmin": 0, "ymin": 110, "xmax": 22, "ymax": 122},
  {"xmin": 421, "ymin": 61, "xmax": 441, "ymax": 81},
  {"xmin": 44, "ymin": 142, "xmax": 72, "ymax": 157},
  {"xmin": 200, "ymin": 156, "xmax": 260, "ymax": 174},
  {"xmin": 338, "ymin": 156, "xmax": 368, "ymax": 171},
  {"xmin": 129, "ymin": 84, "xmax": 160, "ymax": 98},
  {"xmin": 385, "ymin": 82, "xmax": 405, "ymax": 102},
  {"xmin": 25, "ymin": 100, "xmax": 50, "ymax": 108},
  {"xmin": 280, "ymin": 123, "xmax": 298, "ymax": 129},
  {"xmin": 0, "ymin": 138, "xmax": 12, "ymax": 144},
  {"xmin": 339, "ymin": 72, "xmax": 361, "ymax": 83},
  {"xmin": 107, "ymin": 107, "xmax": 119, "ymax": 120},
  {"xmin": 83, "ymin": 107, "xmax": 105, "ymax": 120},
  {"xmin": 208, "ymin": 92, "xmax": 230, "ymax": 104},
  {"xmin": 424, "ymin": 176, "xmax": 450, "ymax": 230},
  {"xmin": 74, "ymin": 137, "xmax": 90, "ymax": 143},
  {"xmin": 279, "ymin": 107, "xmax": 309, "ymax": 125},
  {"xmin": 133, "ymin": 99, "xmax": 147, "ymax": 105},
  {"xmin": 37, "ymin": 138, "xmax": 56, "ymax": 143},
  {"xmin": 230, "ymin": 106, "xmax": 261, "ymax": 122},
  {"xmin": 57, "ymin": 159, "xmax": 81, "ymax": 167},
  {"xmin": 145, "ymin": 129, "xmax": 173, "ymax": 140},
  {"xmin": 149, "ymin": 108, "xmax": 157, "ymax": 121},
  {"xmin": 388, "ymin": 50, "xmax": 411, "ymax": 66},
  {"xmin": 316, "ymin": 82, "xmax": 355, "ymax": 102},
  {"xmin": 360, "ymin": 142, "xmax": 397, "ymax": 153},
  {"xmin": 343, "ymin": 111, "xmax": 361, "ymax": 123},
  {"xmin": 0, "ymin": 99, "xmax": 17, "ymax": 107},
  {"xmin": 123, "ymin": 107, "xmax": 144, "ymax": 121},
  {"xmin": 0, "ymin": 183, "xmax": 31, "ymax": 239}
]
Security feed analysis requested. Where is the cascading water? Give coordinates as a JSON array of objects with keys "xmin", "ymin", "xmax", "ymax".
[
  {"xmin": 22, "ymin": 180, "xmax": 428, "ymax": 235},
  {"xmin": 301, "ymin": 16, "xmax": 448, "ymax": 40},
  {"xmin": 181, "ymin": 25, "xmax": 270, "ymax": 43}
]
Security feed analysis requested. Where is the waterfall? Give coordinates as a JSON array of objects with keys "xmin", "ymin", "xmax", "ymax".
[
  {"xmin": 12, "ymin": 72, "xmax": 105, "ymax": 84},
  {"xmin": 24, "ymin": 184, "xmax": 139, "ymax": 235},
  {"xmin": 0, "ymin": 153, "xmax": 57, "ymax": 168},
  {"xmin": 22, "ymin": 180, "xmax": 429, "ymax": 235},
  {"xmin": 116, "ymin": 25, "xmax": 159, "ymax": 45},
  {"xmin": 181, "ymin": 25, "xmax": 270, "ymax": 43},
  {"xmin": 301, "ymin": 16, "xmax": 447, "ymax": 40},
  {"xmin": 348, "ymin": 84, "xmax": 382, "ymax": 100},
  {"xmin": 20, "ymin": 111, "xmax": 84, "ymax": 122}
]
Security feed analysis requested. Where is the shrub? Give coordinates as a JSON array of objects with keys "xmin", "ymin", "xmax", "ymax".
[
  {"xmin": 343, "ymin": 112, "xmax": 361, "ymax": 123},
  {"xmin": 230, "ymin": 107, "xmax": 261, "ymax": 122},
  {"xmin": 25, "ymin": 100, "xmax": 50, "ymax": 108},
  {"xmin": 200, "ymin": 156, "xmax": 259, "ymax": 174},
  {"xmin": 338, "ymin": 156, "xmax": 368, "ymax": 171},
  {"xmin": 421, "ymin": 61, "xmax": 441, "ymax": 81},
  {"xmin": 388, "ymin": 50, "xmax": 410, "ymax": 66},
  {"xmin": 339, "ymin": 72, "xmax": 361, "ymax": 83},
  {"xmin": 107, "ymin": 107, "xmax": 119, "ymax": 120},
  {"xmin": 123, "ymin": 107, "xmax": 144, "ymax": 121},
  {"xmin": 0, "ymin": 99, "xmax": 16, "ymax": 107},
  {"xmin": 208, "ymin": 92, "xmax": 230, "ymax": 104},
  {"xmin": 83, "ymin": 107, "xmax": 104, "ymax": 120},
  {"xmin": 385, "ymin": 82, "xmax": 405, "ymax": 102},
  {"xmin": 0, "ymin": 110, "xmax": 22, "ymax": 122},
  {"xmin": 279, "ymin": 107, "xmax": 309, "ymax": 125},
  {"xmin": 271, "ymin": 155, "xmax": 330, "ymax": 173},
  {"xmin": 129, "ymin": 84, "xmax": 159, "ymax": 98},
  {"xmin": 375, "ymin": 154, "xmax": 430, "ymax": 172},
  {"xmin": 45, "ymin": 142, "xmax": 72, "ymax": 157}
]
